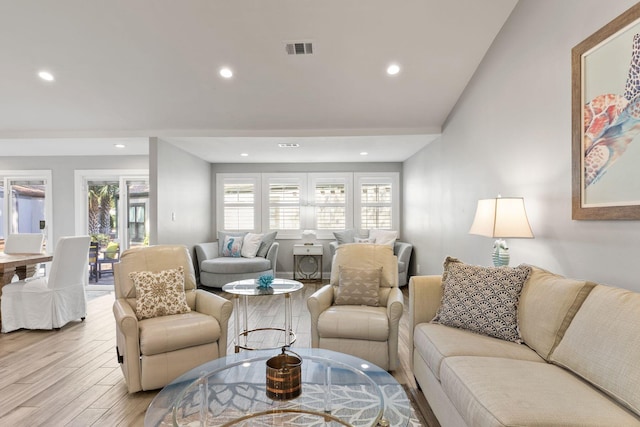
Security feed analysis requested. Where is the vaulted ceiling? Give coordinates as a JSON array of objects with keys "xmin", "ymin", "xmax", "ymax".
[{"xmin": 0, "ymin": 0, "xmax": 517, "ymax": 162}]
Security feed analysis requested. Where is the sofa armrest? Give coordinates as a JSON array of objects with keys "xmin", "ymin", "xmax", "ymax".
[
  {"xmin": 307, "ymin": 284, "xmax": 334, "ymax": 347},
  {"xmin": 194, "ymin": 242, "xmax": 219, "ymax": 266},
  {"xmin": 265, "ymin": 242, "xmax": 279, "ymax": 275},
  {"xmin": 195, "ymin": 289, "xmax": 233, "ymax": 357},
  {"xmin": 408, "ymin": 275, "xmax": 442, "ymax": 372},
  {"xmin": 329, "ymin": 241, "xmax": 339, "ymax": 258},
  {"xmin": 113, "ymin": 298, "xmax": 142, "ymax": 393},
  {"xmin": 409, "ymin": 275, "xmax": 443, "ymax": 326},
  {"xmin": 394, "ymin": 241, "xmax": 413, "ymax": 265}
]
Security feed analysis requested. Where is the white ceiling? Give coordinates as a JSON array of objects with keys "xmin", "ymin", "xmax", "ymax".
[{"xmin": 0, "ymin": 0, "xmax": 517, "ymax": 163}]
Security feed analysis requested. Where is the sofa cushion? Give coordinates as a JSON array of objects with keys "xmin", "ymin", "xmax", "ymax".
[
  {"xmin": 550, "ymin": 285, "xmax": 640, "ymax": 417},
  {"xmin": 317, "ymin": 305, "xmax": 389, "ymax": 341},
  {"xmin": 413, "ymin": 323, "xmax": 544, "ymax": 381},
  {"xmin": 433, "ymin": 257, "xmax": 531, "ymax": 343},
  {"xmin": 335, "ymin": 267, "xmax": 381, "ymax": 306},
  {"xmin": 440, "ymin": 356, "xmax": 640, "ymax": 427},
  {"xmin": 139, "ymin": 311, "xmax": 221, "ymax": 356},
  {"xmin": 130, "ymin": 267, "xmax": 191, "ymax": 320},
  {"xmin": 200, "ymin": 257, "xmax": 271, "ymax": 274},
  {"xmin": 518, "ymin": 266, "xmax": 595, "ymax": 360}
]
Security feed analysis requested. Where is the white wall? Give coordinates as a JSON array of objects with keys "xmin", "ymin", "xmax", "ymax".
[
  {"xmin": 404, "ymin": 0, "xmax": 640, "ymax": 291},
  {"xmin": 151, "ymin": 138, "xmax": 213, "ymax": 248},
  {"xmin": 0, "ymin": 155, "xmax": 148, "ymax": 247}
]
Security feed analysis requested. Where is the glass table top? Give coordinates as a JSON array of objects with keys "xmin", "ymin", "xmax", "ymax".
[
  {"xmin": 145, "ymin": 348, "xmax": 411, "ymax": 427},
  {"xmin": 222, "ymin": 278, "xmax": 304, "ymax": 296}
]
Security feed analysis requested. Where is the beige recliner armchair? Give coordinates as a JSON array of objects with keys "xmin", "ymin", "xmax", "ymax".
[
  {"xmin": 307, "ymin": 244, "xmax": 403, "ymax": 371},
  {"xmin": 112, "ymin": 245, "xmax": 232, "ymax": 393}
]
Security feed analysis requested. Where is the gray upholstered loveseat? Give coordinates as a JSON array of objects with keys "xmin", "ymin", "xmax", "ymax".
[
  {"xmin": 195, "ymin": 233, "xmax": 279, "ymax": 289},
  {"xmin": 409, "ymin": 266, "xmax": 640, "ymax": 426}
]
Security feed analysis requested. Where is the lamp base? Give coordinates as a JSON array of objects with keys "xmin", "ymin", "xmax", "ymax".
[{"xmin": 492, "ymin": 239, "xmax": 510, "ymax": 267}]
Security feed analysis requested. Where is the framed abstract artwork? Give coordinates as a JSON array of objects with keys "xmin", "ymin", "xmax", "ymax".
[{"xmin": 572, "ymin": 3, "xmax": 640, "ymax": 220}]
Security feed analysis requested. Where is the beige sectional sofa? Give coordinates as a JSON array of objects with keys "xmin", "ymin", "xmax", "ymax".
[{"xmin": 409, "ymin": 266, "xmax": 640, "ymax": 427}]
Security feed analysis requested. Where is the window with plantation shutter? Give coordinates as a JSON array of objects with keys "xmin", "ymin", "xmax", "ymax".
[
  {"xmin": 217, "ymin": 174, "xmax": 260, "ymax": 232},
  {"xmin": 269, "ymin": 182, "xmax": 300, "ymax": 230},
  {"xmin": 217, "ymin": 172, "xmax": 399, "ymax": 239},
  {"xmin": 355, "ymin": 173, "xmax": 399, "ymax": 231},
  {"xmin": 263, "ymin": 174, "xmax": 306, "ymax": 238},
  {"xmin": 309, "ymin": 173, "xmax": 352, "ymax": 239}
]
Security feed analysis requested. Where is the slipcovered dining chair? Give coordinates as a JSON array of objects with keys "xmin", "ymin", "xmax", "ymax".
[
  {"xmin": 1, "ymin": 235, "xmax": 90, "ymax": 333},
  {"xmin": 113, "ymin": 245, "xmax": 233, "ymax": 393},
  {"xmin": 307, "ymin": 243, "xmax": 403, "ymax": 371}
]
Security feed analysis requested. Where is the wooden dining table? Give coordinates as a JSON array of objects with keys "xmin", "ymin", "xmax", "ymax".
[{"xmin": 0, "ymin": 252, "xmax": 53, "ymax": 291}]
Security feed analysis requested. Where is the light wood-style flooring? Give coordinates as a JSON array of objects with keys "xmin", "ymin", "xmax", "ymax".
[{"xmin": 0, "ymin": 283, "xmax": 438, "ymax": 426}]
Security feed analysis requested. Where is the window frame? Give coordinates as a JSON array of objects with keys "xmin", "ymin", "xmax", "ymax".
[
  {"xmin": 216, "ymin": 173, "xmax": 261, "ymax": 233},
  {"xmin": 262, "ymin": 173, "xmax": 306, "ymax": 239},
  {"xmin": 354, "ymin": 172, "xmax": 400, "ymax": 232},
  {"xmin": 0, "ymin": 170, "xmax": 53, "ymax": 248},
  {"xmin": 308, "ymin": 173, "xmax": 353, "ymax": 240},
  {"xmin": 216, "ymin": 171, "xmax": 399, "ymax": 240}
]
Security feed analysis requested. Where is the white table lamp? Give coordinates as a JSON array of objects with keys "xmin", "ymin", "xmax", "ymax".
[{"xmin": 469, "ymin": 196, "xmax": 534, "ymax": 266}]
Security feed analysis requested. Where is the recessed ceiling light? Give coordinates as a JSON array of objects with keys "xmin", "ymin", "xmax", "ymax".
[
  {"xmin": 38, "ymin": 70, "xmax": 55, "ymax": 81},
  {"xmin": 386, "ymin": 64, "xmax": 400, "ymax": 75},
  {"xmin": 360, "ymin": 151, "xmax": 369, "ymax": 156},
  {"xmin": 278, "ymin": 143, "xmax": 300, "ymax": 148},
  {"xmin": 219, "ymin": 67, "xmax": 233, "ymax": 78},
  {"xmin": 240, "ymin": 153, "xmax": 249, "ymax": 157},
  {"xmin": 114, "ymin": 144, "xmax": 126, "ymax": 149}
]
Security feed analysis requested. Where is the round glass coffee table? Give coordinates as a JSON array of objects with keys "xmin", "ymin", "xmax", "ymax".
[
  {"xmin": 145, "ymin": 348, "xmax": 411, "ymax": 427},
  {"xmin": 222, "ymin": 278, "xmax": 304, "ymax": 353}
]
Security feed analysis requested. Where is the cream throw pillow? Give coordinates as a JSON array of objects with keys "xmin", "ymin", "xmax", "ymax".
[
  {"xmin": 335, "ymin": 267, "xmax": 381, "ymax": 306},
  {"xmin": 550, "ymin": 285, "xmax": 640, "ymax": 417},
  {"xmin": 241, "ymin": 232, "xmax": 263, "ymax": 258},
  {"xmin": 368, "ymin": 229, "xmax": 398, "ymax": 246},
  {"xmin": 432, "ymin": 257, "xmax": 531, "ymax": 343},
  {"xmin": 131, "ymin": 266, "xmax": 191, "ymax": 320}
]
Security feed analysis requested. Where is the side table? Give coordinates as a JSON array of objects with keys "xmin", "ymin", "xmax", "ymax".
[
  {"xmin": 293, "ymin": 243, "xmax": 323, "ymax": 282},
  {"xmin": 222, "ymin": 278, "xmax": 304, "ymax": 353}
]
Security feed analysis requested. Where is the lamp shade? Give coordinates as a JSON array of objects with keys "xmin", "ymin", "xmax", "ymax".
[{"xmin": 469, "ymin": 197, "xmax": 534, "ymax": 238}]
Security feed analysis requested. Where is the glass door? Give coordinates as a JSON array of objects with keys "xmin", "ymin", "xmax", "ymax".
[
  {"xmin": 87, "ymin": 180, "xmax": 120, "ymax": 248},
  {"xmin": 122, "ymin": 178, "xmax": 149, "ymax": 249}
]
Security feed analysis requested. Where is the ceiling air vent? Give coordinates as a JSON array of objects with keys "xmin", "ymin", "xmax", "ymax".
[{"xmin": 285, "ymin": 42, "xmax": 313, "ymax": 55}]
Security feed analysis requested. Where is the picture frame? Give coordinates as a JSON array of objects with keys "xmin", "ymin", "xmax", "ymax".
[{"xmin": 572, "ymin": 3, "xmax": 640, "ymax": 220}]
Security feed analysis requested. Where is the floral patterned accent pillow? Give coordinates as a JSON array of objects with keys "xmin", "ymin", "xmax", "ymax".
[
  {"xmin": 222, "ymin": 235, "xmax": 244, "ymax": 257},
  {"xmin": 432, "ymin": 257, "xmax": 531, "ymax": 343},
  {"xmin": 130, "ymin": 266, "xmax": 191, "ymax": 320},
  {"xmin": 335, "ymin": 267, "xmax": 381, "ymax": 306}
]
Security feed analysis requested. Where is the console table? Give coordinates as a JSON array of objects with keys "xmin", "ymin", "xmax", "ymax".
[{"xmin": 293, "ymin": 243, "xmax": 323, "ymax": 282}]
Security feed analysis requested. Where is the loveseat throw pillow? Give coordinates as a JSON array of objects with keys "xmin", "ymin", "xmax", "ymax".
[
  {"xmin": 335, "ymin": 266, "xmax": 381, "ymax": 306},
  {"xmin": 130, "ymin": 266, "xmax": 191, "ymax": 320},
  {"xmin": 432, "ymin": 257, "xmax": 531, "ymax": 343},
  {"xmin": 241, "ymin": 232, "xmax": 263, "ymax": 258},
  {"xmin": 222, "ymin": 235, "xmax": 243, "ymax": 257}
]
